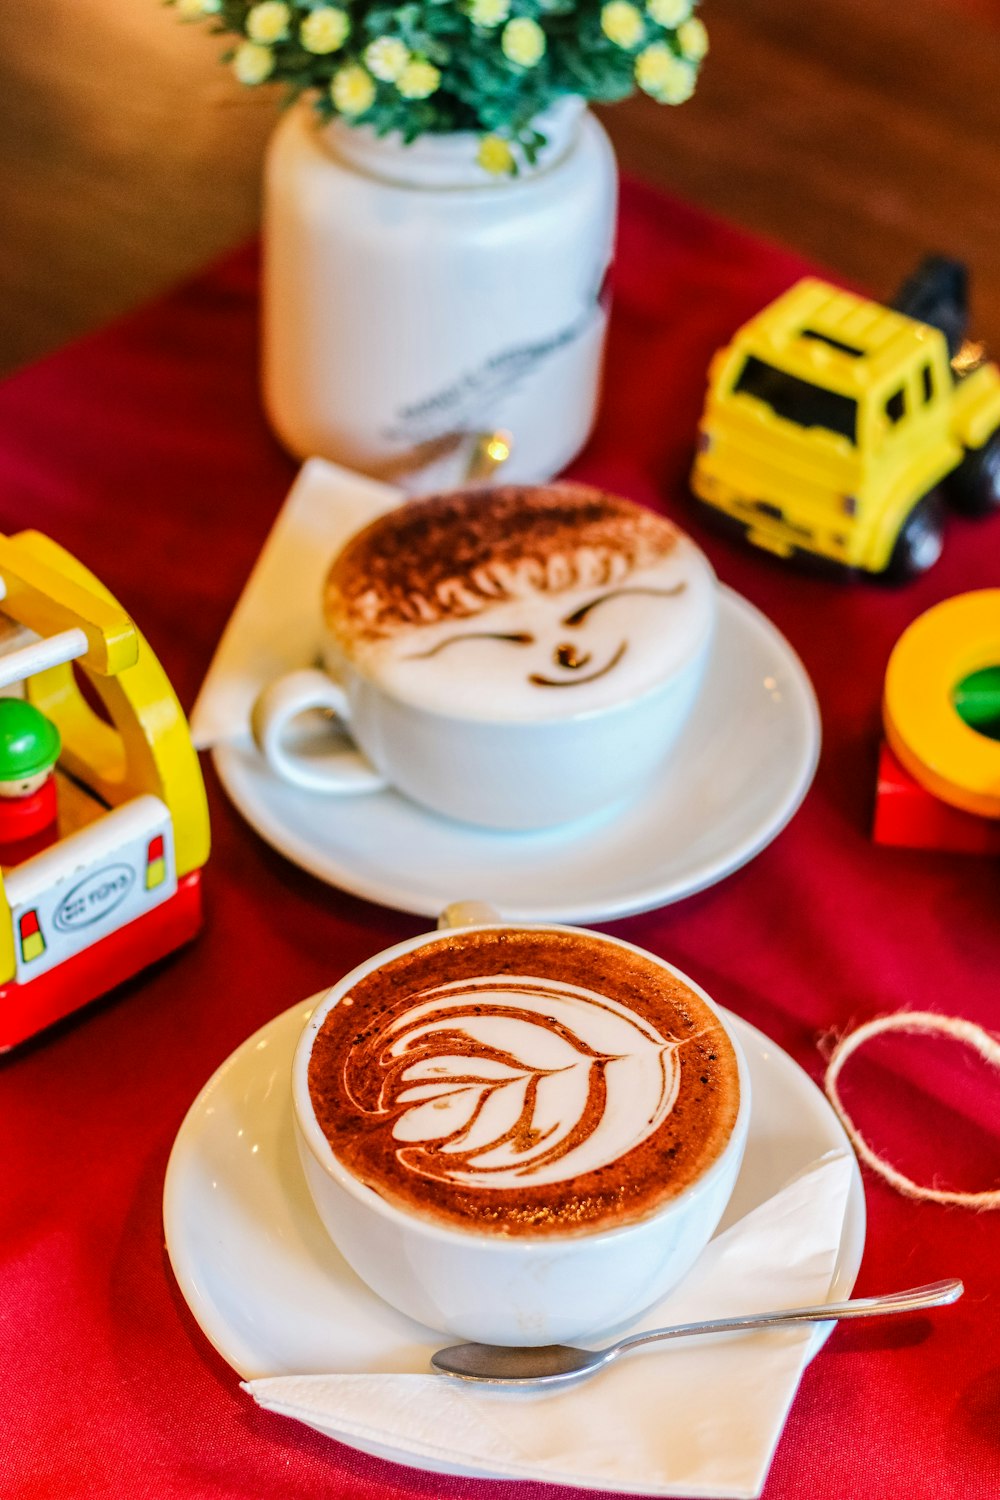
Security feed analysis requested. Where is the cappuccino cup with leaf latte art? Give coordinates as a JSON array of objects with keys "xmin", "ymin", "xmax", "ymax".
[
  {"xmin": 252, "ymin": 482, "xmax": 717, "ymax": 829},
  {"xmin": 293, "ymin": 913, "xmax": 749, "ymax": 1344}
]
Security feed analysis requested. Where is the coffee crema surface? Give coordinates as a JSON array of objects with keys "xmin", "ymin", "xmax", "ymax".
[
  {"xmin": 307, "ymin": 929, "xmax": 740, "ymax": 1237},
  {"xmin": 323, "ymin": 484, "xmax": 715, "ymax": 721}
]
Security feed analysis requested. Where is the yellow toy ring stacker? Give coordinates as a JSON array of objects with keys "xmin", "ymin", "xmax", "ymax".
[{"xmin": 883, "ymin": 589, "xmax": 1000, "ymax": 818}]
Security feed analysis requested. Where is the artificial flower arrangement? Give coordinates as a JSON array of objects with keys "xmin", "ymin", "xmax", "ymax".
[{"xmin": 172, "ymin": 0, "xmax": 707, "ymax": 173}]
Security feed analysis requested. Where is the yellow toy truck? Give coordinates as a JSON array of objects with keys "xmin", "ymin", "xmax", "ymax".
[{"xmin": 691, "ymin": 258, "xmax": 1000, "ymax": 580}]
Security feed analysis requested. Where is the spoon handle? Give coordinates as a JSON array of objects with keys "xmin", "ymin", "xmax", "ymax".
[{"xmin": 610, "ymin": 1278, "xmax": 963, "ymax": 1360}]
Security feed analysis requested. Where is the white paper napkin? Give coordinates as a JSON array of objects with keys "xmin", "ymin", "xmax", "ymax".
[
  {"xmin": 245, "ymin": 1151, "xmax": 854, "ymax": 1498},
  {"xmin": 191, "ymin": 458, "xmax": 401, "ymax": 751}
]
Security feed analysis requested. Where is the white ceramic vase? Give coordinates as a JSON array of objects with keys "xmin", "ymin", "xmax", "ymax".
[{"xmin": 262, "ymin": 99, "xmax": 618, "ymax": 492}]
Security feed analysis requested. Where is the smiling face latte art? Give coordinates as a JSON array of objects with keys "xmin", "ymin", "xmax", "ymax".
[
  {"xmin": 307, "ymin": 928, "xmax": 740, "ymax": 1236},
  {"xmin": 323, "ymin": 485, "xmax": 716, "ymax": 720}
]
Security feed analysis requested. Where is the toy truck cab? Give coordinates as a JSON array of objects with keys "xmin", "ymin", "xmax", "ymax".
[
  {"xmin": 692, "ymin": 273, "xmax": 1000, "ymax": 578},
  {"xmin": 0, "ymin": 530, "xmax": 210, "ymax": 1051}
]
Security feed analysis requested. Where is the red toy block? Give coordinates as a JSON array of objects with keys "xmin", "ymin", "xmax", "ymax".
[{"xmin": 873, "ymin": 741, "xmax": 1000, "ymax": 854}]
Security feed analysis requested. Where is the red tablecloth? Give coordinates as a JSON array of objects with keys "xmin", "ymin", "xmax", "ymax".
[{"xmin": 1, "ymin": 180, "xmax": 998, "ymax": 1499}]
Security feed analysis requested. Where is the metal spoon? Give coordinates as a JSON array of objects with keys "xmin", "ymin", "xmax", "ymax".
[{"xmin": 431, "ymin": 1278, "xmax": 963, "ymax": 1386}]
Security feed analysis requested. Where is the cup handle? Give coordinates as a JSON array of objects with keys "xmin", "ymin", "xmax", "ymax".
[
  {"xmin": 250, "ymin": 668, "xmax": 388, "ymax": 795},
  {"xmin": 437, "ymin": 901, "xmax": 503, "ymax": 929}
]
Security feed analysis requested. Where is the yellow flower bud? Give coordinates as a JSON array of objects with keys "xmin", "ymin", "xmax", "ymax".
[
  {"xmin": 634, "ymin": 43, "xmax": 696, "ymax": 102},
  {"xmin": 397, "ymin": 59, "xmax": 442, "ymax": 99},
  {"xmin": 176, "ymin": 0, "xmax": 211, "ymax": 19},
  {"xmin": 365, "ymin": 36, "xmax": 411, "ymax": 83},
  {"xmin": 233, "ymin": 40, "xmax": 276, "ymax": 85},
  {"xmin": 246, "ymin": 2, "xmax": 290, "ymax": 45},
  {"xmin": 646, "ymin": 0, "xmax": 690, "ymax": 26},
  {"xmin": 501, "ymin": 17, "xmax": 546, "ymax": 67},
  {"xmin": 469, "ymin": 0, "xmax": 510, "ymax": 27},
  {"xmin": 601, "ymin": 1, "xmax": 645, "ymax": 49},
  {"xmin": 331, "ymin": 63, "xmax": 377, "ymax": 116},
  {"xmin": 300, "ymin": 7, "xmax": 350, "ymax": 54},
  {"xmin": 677, "ymin": 16, "xmax": 708, "ymax": 60},
  {"xmin": 477, "ymin": 135, "xmax": 516, "ymax": 175}
]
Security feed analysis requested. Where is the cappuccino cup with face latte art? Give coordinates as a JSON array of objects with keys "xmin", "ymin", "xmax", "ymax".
[
  {"xmin": 251, "ymin": 483, "xmax": 717, "ymax": 829},
  {"xmin": 292, "ymin": 912, "xmax": 749, "ymax": 1345}
]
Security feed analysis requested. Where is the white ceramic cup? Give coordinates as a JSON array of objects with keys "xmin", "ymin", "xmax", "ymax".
[
  {"xmin": 250, "ymin": 495, "xmax": 717, "ymax": 831},
  {"xmin": 291, "ymin": 907, "xmax": 750, "ymax": 1346},
  {"xmin": 251, "ymin": 647, "xmax": 712, "ymax": 830}
]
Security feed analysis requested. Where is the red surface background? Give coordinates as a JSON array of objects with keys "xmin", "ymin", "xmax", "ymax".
[{"xmin": 1, "ymin": 180, "xmax": 998, "ymax": 1498}]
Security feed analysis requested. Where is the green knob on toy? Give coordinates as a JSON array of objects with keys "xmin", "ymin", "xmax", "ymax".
[
  {"xmin": 0, "ymin": 700, "xmax": 61, "ymax": 781},
  {"xmin": 953, "ymin": 665, "xmax": 1000, "ymax": 743}
]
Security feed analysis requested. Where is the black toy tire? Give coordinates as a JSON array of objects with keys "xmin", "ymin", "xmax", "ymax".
[
  {"xmin": 949, "ymin": 431, "xmax": 1000, "ymax": 517},
  {"xmin": 882, "ymin": 493, "xmax": 945, "ymax": 583}
]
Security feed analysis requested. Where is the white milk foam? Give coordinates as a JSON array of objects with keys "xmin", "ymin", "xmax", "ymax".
[
  {"xmin": 374, "ymin": 975, "xmax": 685, "ymax": 1190},
  {"xmin": 343, "ymin": 537, "xmax": 716, "ymax": 722}
]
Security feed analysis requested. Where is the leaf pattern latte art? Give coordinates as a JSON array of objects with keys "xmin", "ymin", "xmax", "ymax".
[{"xmin": 344, "ymin": 976, "xmax": 687, "ymax": 1190}]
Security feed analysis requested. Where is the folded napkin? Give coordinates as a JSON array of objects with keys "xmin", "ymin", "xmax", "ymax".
[
  {"xmin": 191, "ymin": 458, "xmax": 401, "ymax": 751},
  {"xmin": 246, "ymin": 1151, "xmax": 854, "ymax": 1498}
]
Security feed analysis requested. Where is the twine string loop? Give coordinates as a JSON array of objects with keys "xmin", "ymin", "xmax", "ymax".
[{"xmin": 824, "ymin": 1010, "xmax": 1000, "ymax": 1208}]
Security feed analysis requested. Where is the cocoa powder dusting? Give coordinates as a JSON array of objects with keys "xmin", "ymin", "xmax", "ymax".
[
  {"xmin": 308, "ymin": 930, "xmax": 739, "ymax": 1239},
  {"xmin": 324, "ymin": 483, "xmax": 680, "ymax": 642}
]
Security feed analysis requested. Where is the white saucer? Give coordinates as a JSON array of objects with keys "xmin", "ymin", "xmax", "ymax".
[
  {"xmin": 163, "ymin": 999, "xmax": 864, "ymax": 1429},
  {"xmin": 213, "ymin": 587, "xmax": 820, "ymax": 923}
]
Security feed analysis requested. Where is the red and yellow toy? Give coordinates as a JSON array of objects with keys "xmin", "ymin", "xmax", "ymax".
[
  {"xmin": 0, "ymin": 530, "xmax": 210, "ymax": 1051},
  {"xmin": 874, "ymin": 589, "xmax": 1000, "ymax": 851}
]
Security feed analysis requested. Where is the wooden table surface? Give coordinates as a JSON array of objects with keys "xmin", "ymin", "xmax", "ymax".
[{"xmin": 3, "ymin": 0, "xmax": 999, "ymax": 380}]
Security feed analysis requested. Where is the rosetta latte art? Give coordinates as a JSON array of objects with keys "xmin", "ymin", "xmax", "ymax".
[
  {"xmin": 310, "ymin": 928, "xmax": 741, "ymax": 1234},
  {"xmin": 343, "ymin": 975, "xmax": 689, "ymax": 1190}
]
